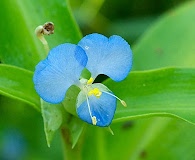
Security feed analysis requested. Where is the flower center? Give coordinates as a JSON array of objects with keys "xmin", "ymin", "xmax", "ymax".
[
  {"xmin": 88, "ymin": 88, "xmax": 102, "ymax": 98},
  {"xmin": 87, "ymin": 77, "xmax": 94, "ymax": 85},
  {"xmin": 79, "ymin": 77, "xmax": 101, "ymax": 125}
]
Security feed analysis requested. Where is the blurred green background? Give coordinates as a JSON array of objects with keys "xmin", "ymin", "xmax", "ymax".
[
  {"xmin": 1, "ymin": 0, "xmax": 195, "ymax": 160},
  {"xmin": 70, "ymin": 0, "xmax": 189, "ymax": 43}
]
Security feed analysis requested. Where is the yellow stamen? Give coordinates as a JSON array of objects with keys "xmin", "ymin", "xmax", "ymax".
[
  {"xmin": 87, "ymin": 77, "xmax": 94, "ymax": 85},
  {"xmin": 88, "ymin": 88, "xmax": 102, "ymax": 98},
  {"xmin": 92, "ymin": 116, "xmax": 97, "ymax": 125},
  {"xmin": 121, "ymin": 100, "xmax": 127, "ymax": 107}
]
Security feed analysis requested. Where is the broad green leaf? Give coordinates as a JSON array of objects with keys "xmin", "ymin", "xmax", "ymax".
[
  {"xmin": 82, "ymin": 117, "xmax": 195, "ymax": 160},
  {"xmin": 0, "ymin": 0, "xmax": 81, "ymax": 71},
  {"xmin": 0, "ymin": 64, "xmax": 39, "ymax": 110},
  {"xmin": 104, "ymin": 67, "xmax": 195, "ymax": 124},
  {"xmin": 133, "ymin": 1, "xmax": 195, "ymax": 70}
]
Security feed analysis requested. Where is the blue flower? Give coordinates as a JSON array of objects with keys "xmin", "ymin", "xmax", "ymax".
[{"xmin": 33, "ymin": 33, "xmax": 133, "ymax": 127}]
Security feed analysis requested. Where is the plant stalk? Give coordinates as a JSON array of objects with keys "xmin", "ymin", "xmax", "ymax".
[{"xmin": 61, "ymin": 127, "xmax": 82, "ymax": 160}]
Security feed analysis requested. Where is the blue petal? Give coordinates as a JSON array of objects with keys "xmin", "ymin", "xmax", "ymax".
[
  {"xmin": 33, "ymin": 43, "xmax": 88, "ymax": 103},
  {"xmin": 76, "ymin": 90, "xmax": 117, "ymax": 127},
  {"xmin": 78, "ymin": 33, "xmax": 133, "ymax": 81}
]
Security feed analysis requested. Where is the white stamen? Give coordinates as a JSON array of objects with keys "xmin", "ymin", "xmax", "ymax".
[
  {"xmin": 86, "ymin": 95, "xmax": 97, "ymax": 125},
  {"xmin": 102, "ymin": 91, "xmax": 127, "ymax": 107},
  {"xmin": 92, "ymin": 116, "xmax": 97, "ymax": 125}
]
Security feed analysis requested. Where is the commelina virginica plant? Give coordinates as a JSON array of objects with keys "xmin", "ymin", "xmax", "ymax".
[{"xmin": 33, "ymin": 33, "xmax": 133, "ymax": 127}]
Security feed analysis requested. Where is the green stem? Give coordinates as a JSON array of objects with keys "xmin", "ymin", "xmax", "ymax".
[{"xmin": 61, "ymin": 127, "xmax": 82, "ymax": 160}]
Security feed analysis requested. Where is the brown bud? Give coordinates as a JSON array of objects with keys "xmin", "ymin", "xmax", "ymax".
[{"xmin": 42, "ymin": 22, "xmax": 54, "ymax": 35}]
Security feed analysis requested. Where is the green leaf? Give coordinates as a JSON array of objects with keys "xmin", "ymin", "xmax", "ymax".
[
  {"xmin": 133, "ymin": 1, "xmax": 195, "ymax": 70},
  {"xmin": 0, "ymin": 64, "xmax": 40, "ymax": 110},
  {"xmin": 104, "ymin": 67, "xmax": 195, "ymax": 124},
  {"xmin": 0, "ymin": 0, "xmax": 81, "ymax": 71}
]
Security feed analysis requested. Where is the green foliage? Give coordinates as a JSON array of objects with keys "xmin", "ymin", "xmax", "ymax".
[
  {"xmin": 0, "ymin": 0, "xmax": 81, "ymax": 70},
  {"xmin": 0, "ymin": 64, "xmax": 39, "ymax": 110},
  {"xmin": 133, "ymin": 1, "xmax": 195, "ymax": 70},
  {"xmin": 83, "ymin": 117, "xmax": 195, "ymax": 160},
  {"xmin": 106, "ymin": 68, "xmax": 195, "ymax": 124},
  {"xmin": 0, "ymin": 0, "xmax": 195, "ymax": 159},
  {"xmin": 41, "ymin": 99, "xmax": 84, "ymax": 148},
  {"xmin": 0, "ymin": 0, "xmax": 83, "ymax": 158}
]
